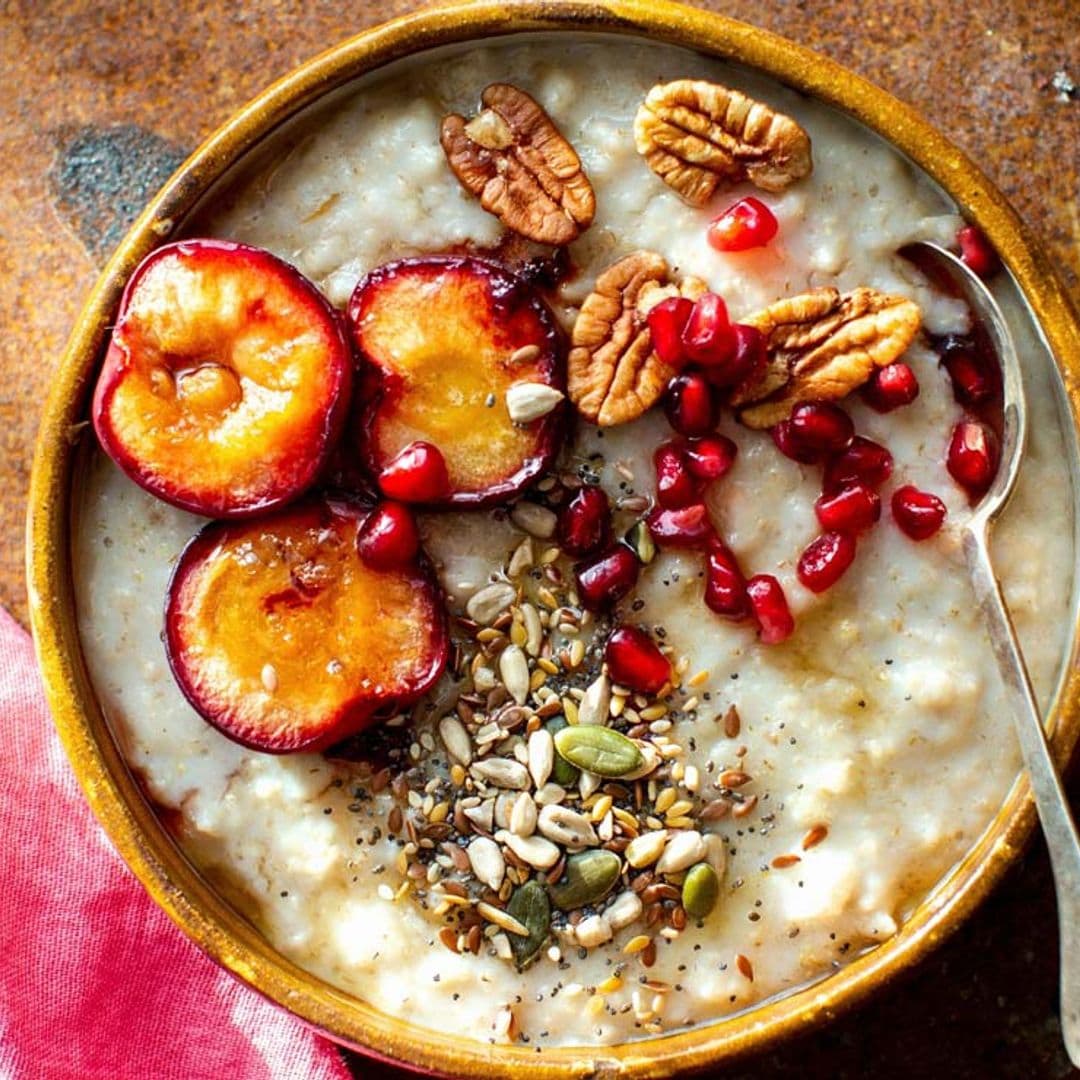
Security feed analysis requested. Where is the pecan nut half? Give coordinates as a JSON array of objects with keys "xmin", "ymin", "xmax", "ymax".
[
  {"xmin": 441, "ymin": 83, "xmax": 596, "ymax": 246},
  {"xmin": 634, "ymin": 80, "xmax": 812, "ymax": 206},
  {"xmin": 732, "ymin": 287, "xmax": 922, "ymax": 428},
  {"xmin": 568, "ymin": 252, "xmax": 702, "ymax": 427}
]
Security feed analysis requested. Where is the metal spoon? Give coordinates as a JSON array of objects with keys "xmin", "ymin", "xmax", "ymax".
[{"xmin": 902, "ymin": 240, "xmax": 1080, "ymax": 1066}]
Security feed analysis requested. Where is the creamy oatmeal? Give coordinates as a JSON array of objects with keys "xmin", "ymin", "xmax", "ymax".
[{"xmin": 74, "ymin": 38, "xmax": 1076, "ymax": 1048}]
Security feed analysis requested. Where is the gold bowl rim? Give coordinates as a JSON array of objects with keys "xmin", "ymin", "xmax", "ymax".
[{"xmin": 26, "ymin": 1, "xmax": 1080, "ymax": 1075}]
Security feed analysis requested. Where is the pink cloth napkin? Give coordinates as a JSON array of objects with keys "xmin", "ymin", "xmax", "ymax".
[{"xmin": 0, "ymin": 606, "xmax": 354, "ymax": 1080}]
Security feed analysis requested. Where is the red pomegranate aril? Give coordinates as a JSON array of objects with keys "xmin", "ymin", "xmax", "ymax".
[
  {"xmin": 647, "ymin": 503, "xmax": 714, "ymax": 548},
  {"xmin": 705, "ymin": 542, "xmax": 752, "ymax": 621},
  {"xmin": 746, "ymin": 575, "xmax": 794, "ymax": 644},
  {"xmin": 707, "ymin": 196, "xmax": 779, "ymax": 252},
  {"xmin": 557, "ymin": 485, "xmax": 611, "ymax": 557},
  {"xmin": 681, "ymin": 293, "xmax": 736, "ymax": 367},
  {"xmin": 797, "ymin": 532, "xmax": 857, "ymax": 593},
  {"xmin": 605, "ymin": 626, "xmax": 672, "ymax": 694},
  {"xmin": 647, "ymin": 296, "xmax": 694, "ymax": 367},
  {"xmin": 823, "ymin": 436, "xmax": 894, "ymax": 493},
  {"xmin": 892, "ymin": 485, "xmax": 947, "ymax": 540},
  {"xmin": 789, "ymin": 402, "xmax": 854, "ymax": 455},
  {"xmin": 957, "ymin": 223, "xmax": 1000, "ymax": 278},
  {"xmin": 940, "ymin": 338, "xmax": 993, "ymax": 405},
  {"xmin": 684, "ymin": 434, "xmax": 737, "ymax": 481},
  {"xmin": 356, "ymin": 501, "xmax": 420, "ymax": 569},
  {"xmin": 654, "ymin": 442, "xmax": 699, "ymax": 509},
  {"xmin": 862, "ymin": 362, "xmax": 919, "ymax": 412},
  {"xmin": 713, "ymin": 322, "xmax": 768, "ymax": 395},
  {"xmin": 664, "ymin": 371, "xmax": 718, "ymax": 437},
  {"xmin": 575, "ymin": 545, "xmax": 640, "ymax": 612},
  {"xmin": 947, "ymin": 419, "xmax": 999, "ymax": 497},
  {"xmin": 814, "ymin": 483, "xmax": 881, "ymax": 533},
  {"xmin": 772, "ymin": 420, "xmax": 823, "ymax": 465},
  {"xmin": 378, "ymin": 440, "xmax": 450, "ymax": 503}
]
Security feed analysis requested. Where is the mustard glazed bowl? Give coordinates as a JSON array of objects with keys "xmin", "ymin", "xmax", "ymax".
[{"xmin": 26, "ymin": 1, "xmax": 1080, "ymax": 1075}]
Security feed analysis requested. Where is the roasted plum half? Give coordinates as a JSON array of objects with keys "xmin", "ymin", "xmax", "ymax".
[
  {"xmin": 348, "ymin": 256, "xmax": 565, "ymax": 507},
  {"xmin": 92, "ymin": 239, "xmax": 351, "ymax": 517},
  {"xmin": 164, "ymin": 496, "xmax": 448, "ymax": 752}
]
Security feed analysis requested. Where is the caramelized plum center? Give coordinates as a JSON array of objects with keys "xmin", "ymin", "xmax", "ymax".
[
  {"xmin": 172, "ymin": 506, "xmax": 440, "ymax": 740},
  {"xmin": 361, "ymin": 270, "xmax": 555, "ymax": 491}
]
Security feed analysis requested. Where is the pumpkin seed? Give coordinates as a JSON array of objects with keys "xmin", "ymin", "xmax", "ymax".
[
  {"xmin": 681, "ymin": 862, "xmax": 720, "ymax": 919},
  {"xmin": 545, "ymin": 716, "xmax": 580, "ymax": 786},
  {"xmin": 507, "ymin": 881, "xmax": 551, "ymax": 968},
  {"xmin": 626, "ymin": 519, "xmax": 656, "ymax": 564},
  {"xmin": 554, "ymin": 724, "xmax": 644, "ymax": 778},
  {"xmin": 549, "ymin": 850, "xmax": 621, "ymax": 911}
]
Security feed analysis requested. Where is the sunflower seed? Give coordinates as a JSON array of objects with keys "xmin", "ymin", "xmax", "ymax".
[
  {"xmin": 534, "ymin": 782, "xmax": 567, "ymax": 806},
  {"xmin": 511, "ymin": 501, "xmax": 557, "ymax": 539},
  {"xmin": 463, "ymin": 800, "xmax": 495, "ymax": 832},
  {"xmin": 506, "ymin": 382, "xmax": 565, "ymax": 424},
  {"xmin": 468, "ymin": 836, "xmax": 507, "ymax": 891},
  {"xmin": 497, "ymin": 830, "xmax": 561, "ymax": 869},
  {"xmin": 466, "ymin": 582, "xmax": 517, "ymax": 624},
  {"xmin": 625, "ymin": 830, "xmax": 668, "ymax": 869},
  {"xmin": 471, "ymin": 758, "xmax": 530, "ymax": 790},
  {"xmin": 439, "ymin": 716, "xmax": 473, "ymax": 766},
  {"xmin": 578, "ymin": 674, "xmax": 611, "ymax": 727},
  {"xmin": 528, "ymin": 728, "xmax": 555, "ymax": 789},
  {"xmin": 510, "ymin": 792, "xmax": 538, "ymax": 837},
  {"xmin": 538, "ymin": 804, "xmax": 599, "ymax": 847},
  {"xmin": 656, "ymin": 830, "xmax": 708, "ymax": 874},
  {"xmin": 508, "ymin": 537, "xmax": 534, "ymax": 577},
  {"xmin": 499, "ymin": 644, "xmax": 530, "ymax": 705},
  {"xmin": 521, "ymin": 603, "xmax": 544, "ymax": 657},
  {"xmin": 574, "ymin": 913, "xmax": 613, "ymax": 949},
  {"xmin": 606, "ymin": 890, "xmax": 644, "ymax": 931}
]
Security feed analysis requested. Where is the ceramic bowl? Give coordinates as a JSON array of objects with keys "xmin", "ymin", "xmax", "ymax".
[{"xmin": 26, "ymin": 1, "xmax": 1080, "ymax": 1075}]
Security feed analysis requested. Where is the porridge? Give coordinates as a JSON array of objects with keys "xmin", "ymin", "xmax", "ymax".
[{"xmin": 74, "ymin": 38, "xmax": 1076, "ymax": 1048}]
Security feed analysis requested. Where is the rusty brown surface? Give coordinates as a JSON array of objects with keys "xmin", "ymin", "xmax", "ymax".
[{"xmin": 2, "ymin": 0, "xmax": 1079, "ymax": 1076}]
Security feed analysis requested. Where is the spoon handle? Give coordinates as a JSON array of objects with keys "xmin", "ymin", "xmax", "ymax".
[{"xmin": 963, "ymin": 525, "xmax": 1080, "ymax": 1065}]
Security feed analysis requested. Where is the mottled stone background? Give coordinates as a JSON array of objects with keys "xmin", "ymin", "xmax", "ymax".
[{"xmin": 2, "ymin": 1, "xmax": 1078, "ymax": 1076}]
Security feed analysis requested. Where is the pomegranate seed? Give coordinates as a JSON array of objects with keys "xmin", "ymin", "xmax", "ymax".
[
  {"xmin": 378, "ymin": 441, "xmax": 449, "ymax": 502},
  {"xmin": 957, "ymin": 223, "xmax": 1000, "ymax": 278},
  {"xmin": 797, "ymin": 532, "xmax": 857, "ymax": 593},
  {"xmin": 725, "ymin": 323, "xmax": 768, "ymax": 392},
  {"xmin": 814, "ymin": 483, "xmax": 881, "ymax": 533},
  {"xmin": 862, "ymin": 362, "xmax": 919, "ymax": 412},
  {"xmin": 684, "ymin": 434, "xmax": 737, "ymax": 481},
  {"xmin": 939, "ymin": 336, "xmax": 994, "ymax": 405},
  {"xmin": 772, "ymin": 420, "xmax": 823, "ymax": 465},
  {"xmin": 947, "ymin": 419, "xmax": 999, "ymax": 497},
  {"xmin": 575, "ymin": 546, "xmax": 640, "ymax": 612},
  {"xmin": 647, "ymin": 504, "xmax": 714, "ymax": 548},
  {"xmin": 557, "ymin": 485, "xmax": 611, "ymax": 558},
  {"xmin": 356, "ymin": 501, "xmax": 420, "ymax": 569},
  {"xmin": 746, "ymin": 575, "xmax": 794, "ymax": 643},
  {"xmin": 604, "ymin": 626, "xmax": 672, "ymax": 694},
  {"xmin": 892, "ymin": 485, "xmax": 947, "ymax": 540},
  {"xmin": 789, "ymin": 402, "xmax": 854, "ymax": 455},
  {"xmin": 664, "ymin": 371, "xmax": 718, "ymax": 437},
  {"xmin": 647, "ymin": 296, "xmax": 694, "ymax": 367},
  {"xmin": 654, "ymin": 443, "xmax": 699, "ymax": 508},
  {"xmin": 823, "ymin": 436, "xmax": 893, "ymax": 493},
  {"xmin": 707, "ymin": 196, "xmax": 779, "ymax": 252},
  {"xmin": 704, "ymin": 541, "xmax": 752, "ymax": 621},
  {"xmin": 681, "ymin": 293, "xmax": 736, "ymax": 367}
]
